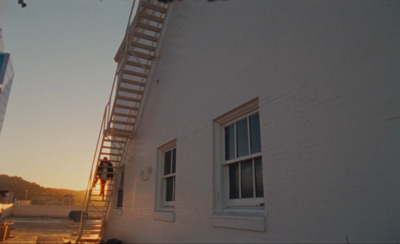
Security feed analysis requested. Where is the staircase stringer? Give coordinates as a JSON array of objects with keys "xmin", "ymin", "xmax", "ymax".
[{"xmin": 128, "ymin": 0, "xmax": 172, "ymax": 136}]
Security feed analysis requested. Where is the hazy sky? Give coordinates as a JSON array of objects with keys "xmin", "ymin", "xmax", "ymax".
[{"xmin": 0, "ymin": 0, "xmax": 132, "ymax": 190}]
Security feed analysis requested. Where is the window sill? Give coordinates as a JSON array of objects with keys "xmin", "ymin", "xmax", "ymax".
[
  {"xmin": 212, "ymin": 214, "xmax": 266, "ymax": 232},
  {"xmin": 153, "ymin": 211, "xmax": 175, "ymax": 222}
]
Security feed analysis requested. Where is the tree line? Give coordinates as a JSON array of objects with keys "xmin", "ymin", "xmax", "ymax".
[{"xmin": 0, "ymin": 174, "xmax": 85, "ymax": 205}]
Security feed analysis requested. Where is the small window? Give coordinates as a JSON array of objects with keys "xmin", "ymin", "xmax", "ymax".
[
  {"xmin": 116, "ymin": 166, "xmax": 125, "ymax": 208},
  {"xmin": 163, "ymin": 148, "xmax": 176, "ymax": 205},
  {"xmin": 156, "ymin": 140, "xmax": 177, "ymax": 210}
]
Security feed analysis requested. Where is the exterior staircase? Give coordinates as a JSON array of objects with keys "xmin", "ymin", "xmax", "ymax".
[{"xmin": 75, "ymin": 0, "xmax": 170, "ymax": 242}]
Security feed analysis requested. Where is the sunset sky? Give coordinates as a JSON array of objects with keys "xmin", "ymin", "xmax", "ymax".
[{"xmin": 0, "ymin": 0, "xmax": 132, "ymax": 190}]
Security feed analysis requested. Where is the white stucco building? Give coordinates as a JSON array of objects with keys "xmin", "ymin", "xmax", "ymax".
[{"xmin": 83, "ymin": 1, "xmax": 400, "ymax": 243}]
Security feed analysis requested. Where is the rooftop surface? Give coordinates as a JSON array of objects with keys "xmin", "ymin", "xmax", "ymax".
[{"xmin": 1, "ymin": 217, "xmax": 79, "ymax": 243}]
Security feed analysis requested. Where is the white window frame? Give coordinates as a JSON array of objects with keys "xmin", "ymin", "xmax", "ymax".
[
  {"xmin": 161, "ymin": 147, "xmax": 176, "ymax": 207},
  {"xmin": 155, "ymin": 140, "xmax": 177, "ymax": 210},
  {"xmin": 214, "ymin": 98, "xmax": 265, "ymax": 210},
  {"xmin": 222, "ymin": 114, "xmax": 264, "ymax": 207}
]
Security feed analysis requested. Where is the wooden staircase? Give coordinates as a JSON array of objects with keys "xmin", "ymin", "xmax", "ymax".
[{"xmin": 75, "ymin": 0, "xmax": 170, "ymax": 242}]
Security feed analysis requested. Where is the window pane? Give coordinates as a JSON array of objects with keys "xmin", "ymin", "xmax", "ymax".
[
  {"xmin": 172, "ymin": 148, "xmax": 176, "ymax": 173},
  {"xmin": 249, "ymin": 113, "xmax": 261, "ymax": 154},
  {"xmin": 236, "ymin": 118, "xmax": 249, "ymax": 157},
  {"xmin": 255, "ymin": 157, "xmax": 264, "ymax": 197},
  {"xmin": 164, "ymin": 150, "xmax": 171, "ymax": 175},
  {"xmin": 117, "ymin": 189, "xmax": 124, "ymax": 208},
  {"xmin": 241, "ymin": 160, "xmax": 254, "ymax": 198},
  {"xmin": 225, "ymin": 124, "xmax": 235, "ymax": 160},
  {"xmin": 120, "ymin": 170, "xmax": 125, "ymax": 187},
  {"xmin": 165, "ymin": 177, "xmax": 174, "ymax": 202},
  {"xmin": 229, "ymin": 163, "xmax": 239, "ymax": 199}
]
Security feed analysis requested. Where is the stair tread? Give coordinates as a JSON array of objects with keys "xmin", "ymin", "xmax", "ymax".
[
  {"xmin": 103, "ymin": 141, "xmax": 125, "ymax": 150},
  {"xmin": 103, "ymin": 137, "xmax": 127, "ymax": 141},
  {"xmin": 138, "ymin": 12, "xmax": 164, "ymax": 23},
  {"xmin": 123, "ymin": 69, "xmax": 148, "ymax": 78},
  {"xmin": 136, "ymin": 22, "xmax": 162, "ymax": 33},
  {"xmin": 101, "ymin": 146, "xmax": 123, "ymax": 151},
  {"xmin": 104, "ymin": 128, "xmax": 132, "ymax": 137},
  {"xmin": 113, "ymin": 111, "xmax": 137, "ymax": 117},
  {"xmin": 120, "ymin": 78, "xmax": 146, "ymax": 87},
  {"xmin": 100, "ymin": 153, "xmax": 123, "ymax": 157},
  {"xmin": 131, "ymin": 41, "xmax": 157, "ymax": 52},
  {"xmin": 131, "ymin": 50, "xmax": 154, "ymax": 60},
  {"xmin": 114, "ymin": 103, "xmax": 140, "ymax": 111},
  {"xmin": 104, "ymin": 132, "xmax": 131, "ymax": 138},
  {"xmin": 115, "ymin": 95, "xmax": 141, "ymax": 103},
  {"xmin": 111, "ymin": 120, "xmax": 136, "ymax": 126},
  {"xmin": 125, "ymin": 59, "xmax": 151, "ymax": 69},
  {"xmin": 141, "ymin": 1, "xmax": 168, "ymax": 13},
  {"xmin": 102, "ymin": 145, "xmax": 123, "ymax": 150},
  {"xmin": 119, "ymin": 86, "xmax": 145, "ymax": 94},
  {"xmin": 134, "ymin": 31, "xmax": 159, "ymax": 42}
]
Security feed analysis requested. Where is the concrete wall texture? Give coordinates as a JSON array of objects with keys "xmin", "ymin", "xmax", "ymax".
[{"xmin": 105, "ymin": 1, "xmax": 400, "ymax": 243}]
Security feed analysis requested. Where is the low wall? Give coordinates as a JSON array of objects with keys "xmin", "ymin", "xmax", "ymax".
[
  {"xmin": 12, "ymin": 205, "xmax": 81, "ymax": 218},
  {"xmin": 0, "ymin": 204, "xmax": 13, "ymax": 219}
]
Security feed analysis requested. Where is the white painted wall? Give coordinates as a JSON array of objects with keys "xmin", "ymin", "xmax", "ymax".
[{"xmin": 105, "ymin": 0, "xmax": 400, "ymax": 243}]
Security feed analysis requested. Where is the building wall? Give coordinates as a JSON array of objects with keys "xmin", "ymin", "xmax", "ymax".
[{"xmin": 105, "ymin": 1, "xmax": 400, "ymax": 243}]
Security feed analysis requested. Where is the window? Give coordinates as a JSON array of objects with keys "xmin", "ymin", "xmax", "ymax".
[
  {"xmin": 116, "ymin": 166, "xmax": 125, "ymax": 208},
  {"xmin": 224, "ymin": 112, "xmax": 264, "ymax": 206},
  {"xmin": 155, "ymin": 140, "xmax": 177, "ymax": 210},
  {"xmin": 162, "ymin": 147, "xmax": 176, "ymax": 206},
  {"xmin": 214, "ymin": 98, "xmax": 265, "ymax": 209},
  {"xmin": 212, "ymin": 98, "xmax": 266, "ymax": 231}
]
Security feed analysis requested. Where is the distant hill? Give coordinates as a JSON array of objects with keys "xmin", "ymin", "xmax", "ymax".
[{"xmin": 0, "ymin": 174, "xmax": 86, "ymax": 205}]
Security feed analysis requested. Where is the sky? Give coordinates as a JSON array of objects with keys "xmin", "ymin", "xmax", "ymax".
[{"xmin": 0, "ymin": 0, "xmax": 133, "ymax": 190}]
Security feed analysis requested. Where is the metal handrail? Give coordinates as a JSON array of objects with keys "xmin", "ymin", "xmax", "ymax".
[
  {"xmin": 124, "ymin": 0, "xmax": 138, "ymax": 54},
  {"xmin": 76, "ymin": 1, "xmax": 141, "ymax": 241},
  {"xmin": 77, "ymin": 104, "xmax": 109, "ymax": 241}
]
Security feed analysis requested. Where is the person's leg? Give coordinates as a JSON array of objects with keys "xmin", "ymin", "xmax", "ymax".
[
  {"xmin": 92, "ymin": 177, "xmax": 98, "ymax": 188},
  {"xmin": 100, "ymin": 180, "xmax": 105, "ymax": 200}
]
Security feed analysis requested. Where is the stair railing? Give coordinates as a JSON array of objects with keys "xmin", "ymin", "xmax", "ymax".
[
  {"xmin": 77, "ymin": 0, "xmax": 171, "ymax": 241},
  {"xmin": 77, "ymin": 1, "xmax": 142, "ymax": 241},
  {"xmin": 131, "ymin": 1, "xmax": 171, "ymax": 135},
  {"xmin": 77, "ymin": 102, "xmax": 110, "ymax": 240}
]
